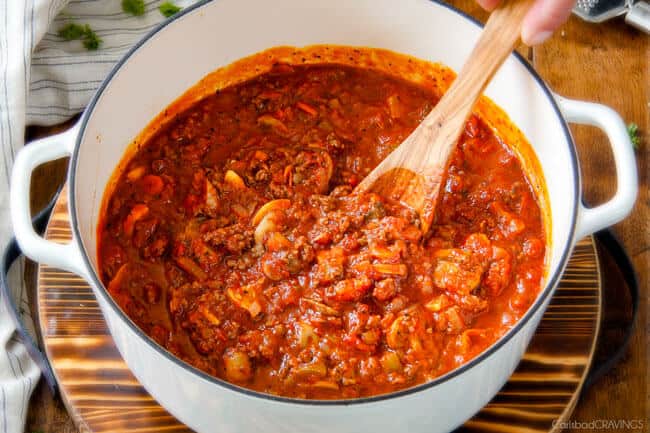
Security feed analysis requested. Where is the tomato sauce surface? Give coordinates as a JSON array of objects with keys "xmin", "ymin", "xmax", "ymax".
[{"xmin": 98, "ymin": 63, "xmax": 545, "ymax": 399}]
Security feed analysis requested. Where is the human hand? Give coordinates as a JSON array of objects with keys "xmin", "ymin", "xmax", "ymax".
[{"xmin": 476, "ymin": 0, "xmax": 576, "ymax": 45}]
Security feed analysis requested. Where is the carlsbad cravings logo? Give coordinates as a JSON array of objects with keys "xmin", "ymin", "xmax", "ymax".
[{"xmin": 552, "ymin": 419, "xmax": 645, "ymax": 431}]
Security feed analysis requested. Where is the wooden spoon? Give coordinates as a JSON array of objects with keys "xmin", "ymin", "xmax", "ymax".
[{"xmin": 355, "ymin": 0, "xmax": 534, "ymax": 232}]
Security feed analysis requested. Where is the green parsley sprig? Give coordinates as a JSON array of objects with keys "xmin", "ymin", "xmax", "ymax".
[
  {"xmin": 627, "ymin": 123, "xmax": 641, "ymax": 150},
  {"xmin": 159, "ymin": 1, "xmax": 182, "ymax": 17},
  {"xmin": 122, "ymin": 0, "xmax": 146, "ymax": 16},
  {"xmin": 58, "ymin": 23, "xmax": 102, "ymax": 50}
]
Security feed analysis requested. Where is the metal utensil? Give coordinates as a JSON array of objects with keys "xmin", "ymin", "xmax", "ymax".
[{"xmin": 573, "ymin": 0, "xmax": 650, "ymax": 33}]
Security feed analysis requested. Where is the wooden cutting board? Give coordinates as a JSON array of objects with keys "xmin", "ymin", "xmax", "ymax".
[{"xmin": 36, "ymin": 187, "xmax": 601, "ymax": 433}]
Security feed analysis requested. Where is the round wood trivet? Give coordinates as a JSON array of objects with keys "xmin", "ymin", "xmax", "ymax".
[{"xmin": 37, "ymin": 188, "xmax": 601, "ymax": 433}]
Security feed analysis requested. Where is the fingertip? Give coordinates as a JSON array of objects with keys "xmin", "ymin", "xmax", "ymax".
[
  {"xmin": 521, "ymin": 0, "xmax": 574, "ymax": 45},
  {"xmin": 522, "ymin": 29, "xmax": 553, "ymax": 45},
  {"xmin": 476, "ymin": 0, "xmax": 501, "ymax": 11}
]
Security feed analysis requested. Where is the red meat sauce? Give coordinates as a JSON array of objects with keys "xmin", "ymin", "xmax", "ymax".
[{"xmin": 98, "ymin": 63, "xmax": 545, "ymax": 399}]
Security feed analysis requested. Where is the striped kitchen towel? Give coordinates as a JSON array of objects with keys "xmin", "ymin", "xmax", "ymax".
[{"xmin": 0, "ymin": 1, "xmax": 197, "ymax": 431}]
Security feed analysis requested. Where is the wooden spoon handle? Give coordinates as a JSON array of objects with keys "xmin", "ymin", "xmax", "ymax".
[
  {"xmin": 355, "ymin": 0, "xmax": 533, "ymax": 232},
  {"xmin": 430, "ymin": 0, "xmax": 534, "ymax": 127}
]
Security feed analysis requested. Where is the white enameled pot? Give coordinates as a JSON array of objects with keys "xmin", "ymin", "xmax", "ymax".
[{"xmin": 11, "ymin": 0, "xmax": 638, "ymax": 432}]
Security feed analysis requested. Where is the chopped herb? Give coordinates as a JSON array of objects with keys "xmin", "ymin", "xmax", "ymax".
[
  {"xmin": 627, "ymin": 122, "xmax": 641, "ymax": 150},
  {"xmin": 159, "ymin": 1, "xmax": 182, "ymax": 17},
  {"xmin": 122, "ymin": 0, "xmax": 146, "ymax": 16},
  {"xmin": 58, "ymin": 23, "xmax": 86, "ymax": 40},
  {"xmin": 57, "ymin": 23, "xmax": 102, "ymax": 51},
  {"xmin": 82, "ymin": 25, "xmax": 102, "ymax": 50}
]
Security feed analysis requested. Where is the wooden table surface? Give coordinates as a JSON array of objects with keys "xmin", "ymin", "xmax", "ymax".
[{"xmin": 22, "ymin": 1, "xmax": 648, "ymax": 432}]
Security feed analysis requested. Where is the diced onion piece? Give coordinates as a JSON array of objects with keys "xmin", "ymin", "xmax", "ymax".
[
  {"xmin": 361, "ymin": 329, "xmax": 380, "ymax": 345},
  {"xmin": 283, "ymin": 165, "xmax": 294, "ymax": 186},
  {"xmin": 369, "ymin": 243, "xmax": 398, "ymax": 260},
  {"xmin": 386, "ymin": 316, "xmax": 408, "ymax": 349},
  {"xmin": 380, "ymin": 351, "xmax": 402, "ymax": 373},
  {"xmin": 123, "ymin": 204, "xmax": 149, "ymax": 237},
  {"xmin": 223, "ymin": 349, "xmax": 252, "ymax": 382},
  {"xmin": 257, "ymin": 114, "xmax": 288, "ymax": 132},
  {"xmin": 251, "ymin": 199, "xmax": 291, "ymax": 227},
  {"xmin": 443, "ymin": 306, "xmax": 465, "ymax": 333},
  {"xmin": 372, "ymin": 263, "xmax": 408, "ymax": 277},
  {"xmin": 205, "ymin": 179, "xmax": 219, "ymax": 210},
  {"xmin": 424, "ymin": 294, "xmax": 450, "ymax": 312},
  {"xmin": 107, "ymin": 264, "xmax": 128, "ymax": 294},
  {"xmin": 294, "ymin": 360, "xmax": 327, "ymax": 377},
  {"xmin": 409, "ymin": 335, "xmax": 423, "ymax": 352},
  {"xmin": 296, "ymin": 322, "xmax": 318, "ymax": 348},
  {"xmin": 175, "ymin": 257, "xmax": 207, "ymax": 281},
  {"xmin": 227, "ymin": 278, "xmax": 264, "ymax": 317},
  {"xmin": 297, "ymin": 101, "xmax": 318, "ymax": 117},
  {"xmin": 309, "ymin": 380, "xmax": 339, "ymax": 391},
  {"xmin": 198, "ymin": 305, "xmax": 221, "ymax": 326},
  {"xmin": 302, "ymin": 298, "xmax": 340, "ymax": 316},
  {"xmin": 433, "ymin": 248, "xmax": 457, "ymax": 259},
  {"xmin": 126, "ymin": 166, "xmax": 146, "ymax": 182},
  {"xmin": 224, "ymin": 170, "xmax": 246, "ymax": 189},
  {"xmin": 386, "ymin": 94, "xmax": 404, "ymax": 118}
]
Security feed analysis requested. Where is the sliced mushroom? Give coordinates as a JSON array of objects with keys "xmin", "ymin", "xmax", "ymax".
[
  {"xmin": 224, "ymin": 170, "xmax": 247, "ymax": 189},
  {"xmin": 223, "ymin": 349, "xmax": 252, "ymax": 382},
  {"xmin": 251, "ymin": 199, "xmax": 291, "ymax": 227},
  {"xmin": 254, "ymin": 212, "xmax": 278, "ymax": 246}
]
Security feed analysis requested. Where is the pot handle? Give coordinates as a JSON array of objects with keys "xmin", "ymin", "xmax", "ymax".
[
  {"xmin": 1, "ymin": 186, "xmax": 63, "ymax": 394},
  {"xmin": 10, "ymin": 122, "xmax": 89, "ymax": 279},
  {"xmin": 555, "ymin": 96, "xmax": 638, "ymax": 239}
]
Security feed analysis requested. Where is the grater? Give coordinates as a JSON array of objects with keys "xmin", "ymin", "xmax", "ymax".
[{"xmin": 573, "ymin": 0, "xmax": 650, "ymax": 32}]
